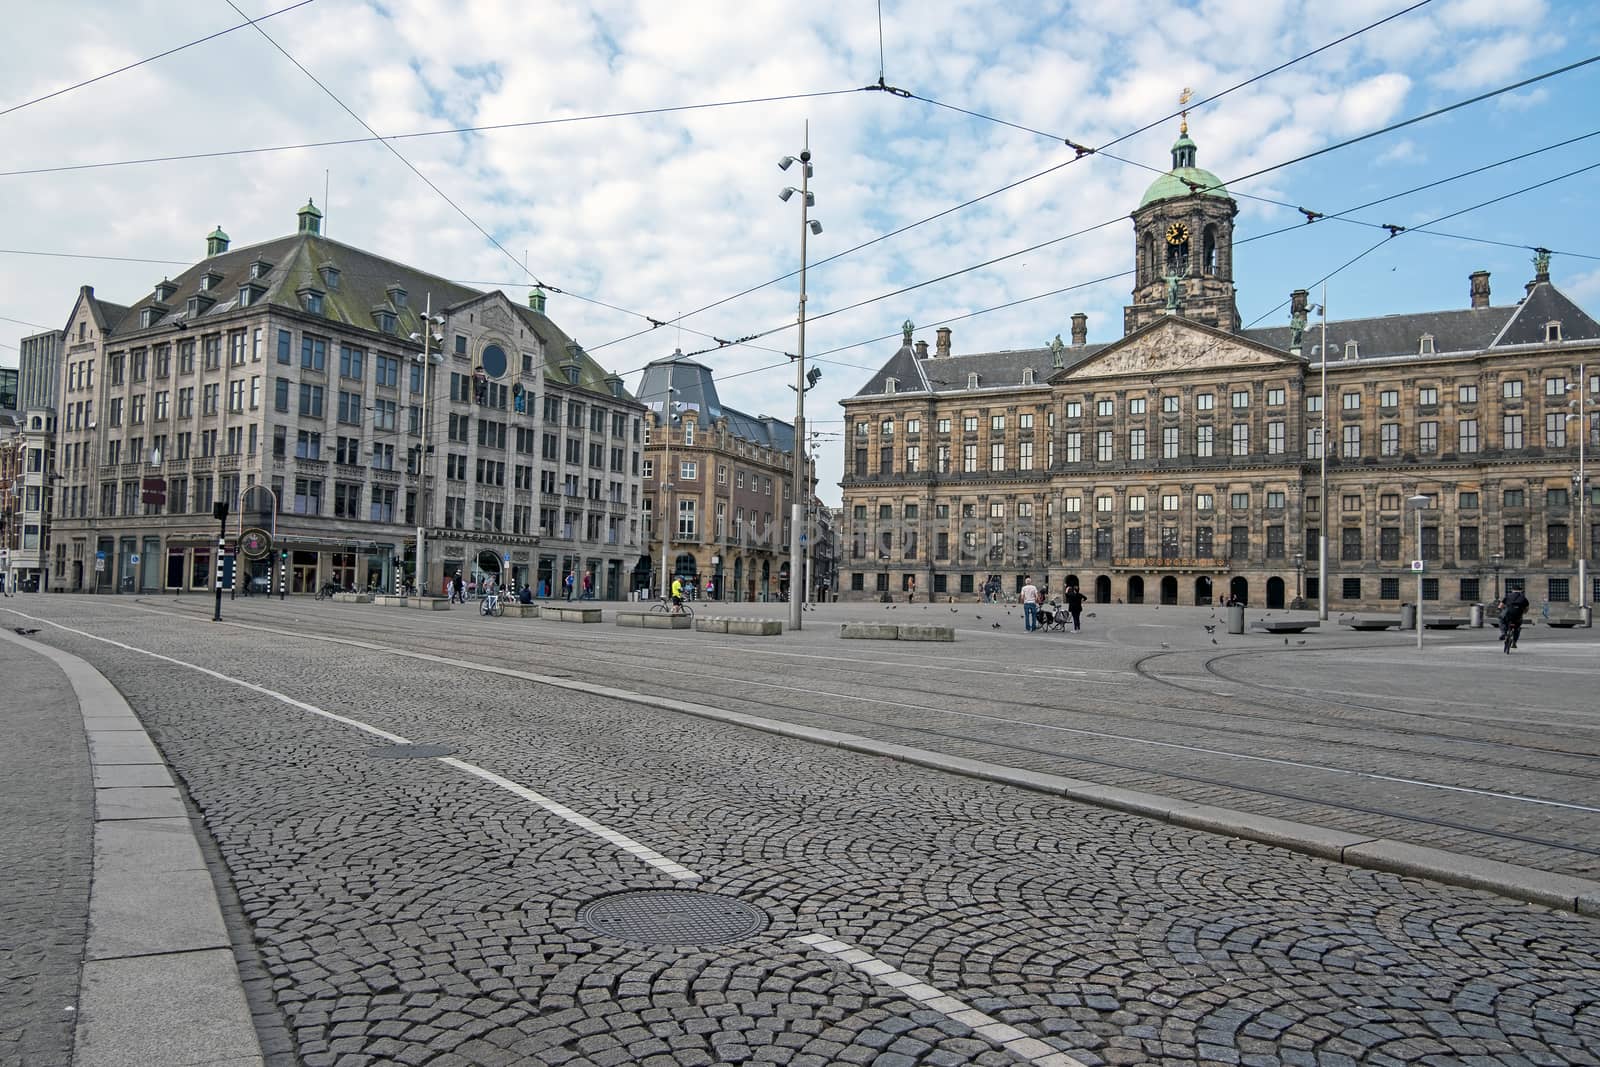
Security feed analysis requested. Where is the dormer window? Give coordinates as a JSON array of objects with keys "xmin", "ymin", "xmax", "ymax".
[
  {"xmin": 1022, "ymin": 367, "xmax": 1036, "ymax": 385},
  {"xmin": 319, "ymin": 262, "xmax": 341, "ymax": 290},
  {"xmin": 564, "ymin": 363, "xmax": 579, "ymax": 385},
  {"xmin": 140, "ymin": 306, "xmax": 164, "ymax": 329},
  {"xmin": 249, "ymin": 257, "xmax": 273, "ymax": 280},
  {"xmin": 199, "ymin": 270, "xmax": 222, "ymax": 292},
  {"xmin": 297, "ymin": 285, "xmax": 325, "ymax": 315},
  {"xmin": 238, "ymin": 282, "xmax": 265, "ymax": 308},
  {"xmin": 373, "ymin": 308, "xmax": 398, "ymax": 334},
  {"xmin": 606, "ymin": 375, "xmax": 623, "ymax": 398},
  {"xmin": 1344, "ymin": 340, "xmax": 1359, "ymax": 360},
  {"xmin": 1419, "ymin": 334, "xmax": 1435, "ymax": 355},
  {"xmin": 884, "ymin": 377, "xmax": 897, "ymax": 394},
  {"xmin": 967, "ymin": 372, "xmax": 980, "ymax": 389},
  {"xmin": 385, "ymin": 284, "xmax": 407, "ymax": 308},
  {"xmin": 1546, "ymin": 321, "xmax": 1563, "ymax": 342},
  {"xmin": 185, "ymin": 293, "xmax": 215, "ymax": 318},
  {"xmin": 154, "ymin": 279, "xmax": 177, "ymax": 302}
]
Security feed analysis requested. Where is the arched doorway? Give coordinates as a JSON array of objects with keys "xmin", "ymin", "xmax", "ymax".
[
  {"xmin": 1160, "ymin": 576, "xmax": 1178, "ymax": 605},
  {"xmin": 1064, "ymin": 573, "xmax": 1080, "ymax": 593},
  {"xmin": 1195, "ymin": 576, "xmax": 1212, "ymax": 605},
  {"xmin": 475, "ymin": 549, "xmax": 502, "ymax": 588},
  {"xmin": 1230, "ymin": 576, "xmax": 1249, "ymax": 605},
  {"xmin": 760, "ymin": 559, "xmax": 771, "ymax": 601},
  {"xmin": 733, "ymin": 557, "xmax": 745, "ymax": 602},
  {"xmin": 1266, "ymin": 576, "xmax": 1286, "ymax": 609},
  {"xmin": 1128, "ymin": 576, "xmax": 1145, "ymax": 604},
  {"xmin": 1094, "ymin": 575, "xmax": 1112, "ymax": 604}
]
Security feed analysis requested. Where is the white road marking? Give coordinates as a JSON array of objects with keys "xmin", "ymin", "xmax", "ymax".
[
  {"xmin": 8, "ymin": 611, "xmax": 701, "ymax": 883},
  {"xmin": 795, "ymin": 932, "xmax": 1089, "ymax": 1067}
]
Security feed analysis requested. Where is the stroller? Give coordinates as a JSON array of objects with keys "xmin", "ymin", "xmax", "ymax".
[{"xmin": 1038, "ymin": 600, "xmax": 1069, "ymax": 632}]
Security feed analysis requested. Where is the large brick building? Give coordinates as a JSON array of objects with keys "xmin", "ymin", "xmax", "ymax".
[
  {"xmin": 839, "ymin": 125, "xmax": 1600, "ymax": 610},
  {"xmin": 47, "ymin": 201, "xmax": 647, "ymax": 598},
  {"xmin": 636, "ymin": 354, "xmax": 820, "ymax": 601}
]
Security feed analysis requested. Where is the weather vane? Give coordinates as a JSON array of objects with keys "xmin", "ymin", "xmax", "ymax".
[{"xmin": 1179, "ymin": 87, "xmax": 1192, "ymax": 134}]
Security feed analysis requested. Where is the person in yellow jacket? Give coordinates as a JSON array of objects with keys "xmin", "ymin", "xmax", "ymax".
[{"xmin": 670, "ymin": 575, "xmax": 684, "ymax": 613}]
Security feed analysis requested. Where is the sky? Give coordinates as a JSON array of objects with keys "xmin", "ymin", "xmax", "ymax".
[{"xmin": 3, "ymin": 0, "xmax": 1598, "ymax": 504}]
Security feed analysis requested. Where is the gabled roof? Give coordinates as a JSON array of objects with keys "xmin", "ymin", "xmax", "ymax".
[
  {"xmin": 1493, "ymin": 282, "xmax": 1600, "ymax": 346},
  {"xmin": 850, "ymin": 335, "xmax": 1104, "ymax": 402},
  {"xmin": 1245, "ymin": 306, "xmax": 1516, "ymax": 362},
  {"xmin": 853, "ymin": 340, "xmax": 928, "ymax": 396}
]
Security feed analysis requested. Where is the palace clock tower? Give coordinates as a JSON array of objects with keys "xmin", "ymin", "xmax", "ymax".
[{"xmin": 1124, "ymin": 107, "xmax": 1240, "ymax": 335}]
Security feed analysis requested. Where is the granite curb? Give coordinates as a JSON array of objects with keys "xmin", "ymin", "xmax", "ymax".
[{"xmin": 0, "ymin": 630, "xmax": 266, "ymax": 1067}]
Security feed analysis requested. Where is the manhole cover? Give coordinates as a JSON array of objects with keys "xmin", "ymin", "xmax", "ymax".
[
  {"xmin": 577, "ymin": 890, "xmax": 769, "ymax": 945},
  {"xmin": 368, "ymin": 743, "xmax": 456, "ymax": 759}
]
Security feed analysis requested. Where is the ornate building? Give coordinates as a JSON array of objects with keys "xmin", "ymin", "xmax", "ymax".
[
  {"xmin": 636, "ymin": 354, "xmax": 816, "ymax": 601},
  {"xmin": 47, "ymin": 202, "xmax": 646, "ymax": 598},
  {"xmin": 839, "ymin": 125, "xmax": 1600, "ymax": 611}
]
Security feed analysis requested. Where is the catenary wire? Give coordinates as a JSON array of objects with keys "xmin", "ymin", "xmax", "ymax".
[
  {"xmin": 0, "ymin": 0, "xmax": 317, "ymax": 119},
  {"xmin": 584, "ymin": 0, "xmax": 1440, "ymax": 355}
]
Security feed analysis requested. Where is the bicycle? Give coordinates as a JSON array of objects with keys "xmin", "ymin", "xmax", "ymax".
[
  {"xmin": 480, "ymin": 590, "xmax": 503, "ymax": 617},
  {"xmin": 1502, "ymin": 616, "xmax": 1522, "ymax": 654},
  {"xmin": 648, "ymin": 597, "xmax": 693, "ymax": 618}
]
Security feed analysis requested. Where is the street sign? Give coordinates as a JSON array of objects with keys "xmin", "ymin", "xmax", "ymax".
[
  {"xmin": 94, "ymin": 558, "xmax": 106, "ymax": 572},
  {"xmin": 503, "ymin": 553, "xmax": 511, "ymax": 562},
  {"xmin": 1411, "ymin": 560, "xmax": 1425, "ymax": 572},
  {"xmin": 130, "ymin": 553, "xmax": 140, "ymax": 565},
  {"xmin": 95, "ymin": 550, "xmax": 106, "ymax": 560}
]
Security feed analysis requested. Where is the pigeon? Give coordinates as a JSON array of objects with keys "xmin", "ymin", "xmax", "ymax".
[
  {"xmin": 13, "ymin": 627, "xmax": 40, "ymax": 635},
  {"xmin": 1284, "ymin": 638, "xmax": 1290, "ymax": 645},
  {"xmin": 951, "ymin": 607, "xmax": 958, "ymax": 613},
  {"xmin": 1211, "ymin": 638, "xmax": 1218, "ymax": 644},
  {"xmin": 1297, "ymin": 640, "xmax": 1307, "ymax": 645},
  {"xmin": 991, "ymin": 622, "xmax": 1002, "ymax": 629},
  {"xmin": 1203, "ymin": 624, "xmax": 1216, "ymax": 634},
  {"xmin": 1160, "ymin": 642, "xmax": 1170, "ymax": 649},
  {"xmin": 975, "ymin": 614, "xmax": 983, "ymax": 620},
  {"xmin": 1086, "ymin": 612, "xmax": 1096, "ymax": 618}
]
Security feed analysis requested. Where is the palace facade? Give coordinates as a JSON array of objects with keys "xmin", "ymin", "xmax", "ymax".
[{"xmin": 839, "ymin": 127, "xmax": 1600, "ymax": 611}]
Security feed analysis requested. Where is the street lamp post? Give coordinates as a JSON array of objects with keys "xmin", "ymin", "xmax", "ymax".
[
  {"xmin": 781, "ymin": 130, "xmax": 822, "ymax": 632},
  {"xmin": 1490, "ymin": 552, "xmax": 1503, "ymax": 602},
  {"xmin": 1292, "ymin": 551, "xmax": 1304, "ymax": 603},
  {"xmin": 409, "ymin": 296, "xmax": 444, "ymax": 599},
  {"xmin": 1408, "ymin": 494, "xmax": 1430, "ymax": 650},
  {"xmin": 1566, "ymin": 364, "xmax": 1591, "ymax": 615},
  {"xmin": 1317, "ymin": 285, "xmax": 1329, "ymax": 621},
  {"xmin": 658, "ymin": 385, "xmax": 677, "ymax": 604}
]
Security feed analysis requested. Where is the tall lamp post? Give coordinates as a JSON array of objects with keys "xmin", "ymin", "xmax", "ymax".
[
  {"xmin": 781, "ymin": 130, "xmax": 822, "ymax": 631},
  {"xmin": 1316, "ymin": 285, "xmax": 1329, "ymax": 621},
  {"xmin": 1292, "ymin": 551, "xmax": 1304, "ymax": 604},
  {"xmin": 1567, "ymin": 365, "xmax": 1592, "ymax": 616},
  {"xmin": 1407, "ymin": 494, "xmax": 1430, "ymax": 649},
  {"xmin": 408, "ymin": 296, "xmax": 444, "ymax": 599},
  {"xmin": 1490, "ymin": 551, "xmax": 1503, "ymax": 602},
  {"xmin": 658, "ymin": 385, "xmax": 677, "ymax": 603}
]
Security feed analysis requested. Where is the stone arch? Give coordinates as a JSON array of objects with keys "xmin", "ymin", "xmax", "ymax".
[
  {"xmin": 1230, "ymin": 576, "xmax": 1249, "ymax": 606},
  {"xmin": 1128, "ymin": 575, "xmax": 1145, "ymax": 604},
  {"xmin": 1266, "ymin": 576, "xmax": 1286, "ymax": 610},
  {"xmin": 1161, "ymin": 575, "xmax": 1179, "ymax": 605},
  {"xmin": 1195, "ymin": 576, "xmax": 1213, "ymax": 605},
  {"xmin": 1094, "ymin": 575, "xmax": 1112, "ymax": 604}
]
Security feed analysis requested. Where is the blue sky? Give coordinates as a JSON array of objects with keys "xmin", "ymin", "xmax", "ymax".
[{"xmin": 3, "ymin": 0, "xmax": 1597, "ymax": 503}]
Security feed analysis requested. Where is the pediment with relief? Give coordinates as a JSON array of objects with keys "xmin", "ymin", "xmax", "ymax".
[{"xmin": 1066, "ymin": 318, "xmax": 1295, "ymax": 380}]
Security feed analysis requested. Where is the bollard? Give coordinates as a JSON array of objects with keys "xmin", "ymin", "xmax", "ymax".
[
  {"xmin": 1470, "ymin": 603, "xmax": 1484, "ymax": 628},
  {"xmin": 1226, "ymin": 603, "xmax": 1245, "ymax": 635}
]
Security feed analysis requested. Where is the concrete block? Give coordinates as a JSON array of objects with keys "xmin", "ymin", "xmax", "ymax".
[
  {"xmin": 727, "ymin": 618, "xmax": 782, "ymax": 636},
  {"xmin": 96, "ymin": 786, "xmax": 186, "ymax": 821},
  {"xmin": 695, "ymin": 616, "xmax": 730, "ymax": 633},
  {"xmin": 331, "ymin": 592, "xmax": 373, "ymax": 603},
  {"xmin": 86, "ymin": 732, "xmax": 162, "ymax": 766},
  {"xmin": 546, "ymin": 606, "xmax": 602, "ymax": 623},
  {"xmin": 1341, "ymin": 838, "xmax": 1600, "ymax": 911},
  {"xmin": 896, "ymin": 624, "xmax": 954, "ymax": 641},
  {"xmin": 840, "ymin": 622, "xmax": 899, "ymax": 640},
  {"xmin": 500, "ymin": 603, "xmax": 539, "ymax": 618},
  {"xmin": 92, "ymin": 763, "xmax": 174, "ymax": 789},
  {"xmin": 615, "ymin": 611, "xmax": 691, "ymax": 629},
  {"xmin": 373, "ymin": 595, "xmax": 408, "ymax": 606},
  {"xmin": 410, "ymin": 596, "xmax": 451, "ymax": 610},
  {"xmin": 74, "ymin": 950, "xmax": 262, "ymax": 1067}
]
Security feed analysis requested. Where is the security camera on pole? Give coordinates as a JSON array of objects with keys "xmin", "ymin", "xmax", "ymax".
[
  {"xmin": 780, "ymin": 127, "xmax": 823, "ymax": 631},
  {"xmin": 408, "ymin": 295, "xmax": 445, "ymax": 600}
]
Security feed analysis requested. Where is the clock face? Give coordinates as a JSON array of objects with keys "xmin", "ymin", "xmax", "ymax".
[{"xmin": 1165, "ymin": 221, "xmax": 1190, "ymax": 246}]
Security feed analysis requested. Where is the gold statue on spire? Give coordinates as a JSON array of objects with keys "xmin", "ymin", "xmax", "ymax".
[{"xmin": 1179, "ymin": 87, "xmax": 1193, "ymax": 134}]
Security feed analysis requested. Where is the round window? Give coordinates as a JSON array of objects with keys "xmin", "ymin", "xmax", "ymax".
[{"xmin": 480, "ymin": 343, "xmax": 508, "ymax": 379}]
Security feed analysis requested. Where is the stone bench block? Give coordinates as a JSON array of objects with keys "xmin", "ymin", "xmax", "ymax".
[
  {"xmin": 373, "ymin": 595, "xmax": 408, "ymax": 607},
  {"xmin": 412, "ymin": 596, "xmax": 452, "ymax": 610},
  {"xmin": 501, "ymin": 603, "xmax": 539, "ymax": 618},
  {"xmin": 616, "ymin": 611, "xmax": 691, "ymax": 629},
  {"xmin": 332, "ymin": 592, "xmax": 374, "ymax": 604},
  {"xmin": 1250, "ymin": 620, "xmax": 1318, "ymax": 634},
  {"xmin": 727, "ymin": 618, "xmax": 783, "ymax": 636},
  {"xmin": 840, "ymin": 622, "xmax": 900, "ymax": 640},
  {"xmin": 695, "ymin": 617, "xmax": 730, "ymax": 633},
  {"xmin": 896, "ymin": 624, "xmax": 954, "ymax": 641},
  {"xmin": 545, "ymin": 607, "xmax": 602, "ymax": 623}
]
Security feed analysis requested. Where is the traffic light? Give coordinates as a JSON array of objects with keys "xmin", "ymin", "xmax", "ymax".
[{"xmin": 280, "ymin": 549, "xmax": 288, "ymax": 562}]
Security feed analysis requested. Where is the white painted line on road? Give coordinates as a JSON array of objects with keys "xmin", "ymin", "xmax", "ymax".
[
  {"xmin": 794, "ymin": 932, "xmax": 1089, "ymax": 1067},
  {"xmin": 7, "ymin": 611, "xmax": 703, "ymax": 884}
]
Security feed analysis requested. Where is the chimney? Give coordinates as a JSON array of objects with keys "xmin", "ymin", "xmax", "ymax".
[
  {"xmin": 1469, "ymin": 270, "xmax": 1491, "ymax": 309},
  {"xmin": 914, "ymin": 340, "xmax": 928, "ymax": 358},
  {"xmin": 935, "ymin": 326, "xmax": 952, "ymax": 359},
  {"xmin": 1070, "ymin": 312, "xmax": 1088, "ymax": 347},
  {"xmin": 206, "ymin": 225, "xmax": 230, "ymax": 256}
]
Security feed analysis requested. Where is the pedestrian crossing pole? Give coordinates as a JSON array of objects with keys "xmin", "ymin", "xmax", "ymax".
[{"xmin": 212, "ymin": 501, "xmax": 229, "ymax": 622}]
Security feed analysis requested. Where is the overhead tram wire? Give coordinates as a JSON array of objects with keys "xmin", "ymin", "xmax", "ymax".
[
  {"xmin": 0, "ymin": 0, "xmax": 317, "ymax": 119},
  {"xmin": 585, "ymin": 0, "xmax": 1443, "ymax": 355},
  {"xmin": 218, "ymin": 0, "xmax": 779, "ymax": 357},
  {"xmin": 0, "ymin": 86, "xmax": 872, "ymax": 179}
]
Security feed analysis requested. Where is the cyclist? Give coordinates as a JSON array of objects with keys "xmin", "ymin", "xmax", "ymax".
[
  {"xmin": 670, "ymin": 575, "xmax": 684, "ymax": 614},
  {"xmin": 1498, "ymin": 587, "xmax": 1530, "ymax": 651}
]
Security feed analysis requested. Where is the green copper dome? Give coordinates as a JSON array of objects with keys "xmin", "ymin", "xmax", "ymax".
[{"xmin": 1138, "ymin": 132, "xmax": 1229, "ymax": 209}]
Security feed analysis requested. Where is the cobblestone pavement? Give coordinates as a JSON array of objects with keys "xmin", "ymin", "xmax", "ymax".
[
  {"xmin": 5, "ymin": 596, "xmax": 1600, "ymax": 1066},
  {"xmin": 0, "ymin": 639, "xmax": 92, "ymax": 1067}
]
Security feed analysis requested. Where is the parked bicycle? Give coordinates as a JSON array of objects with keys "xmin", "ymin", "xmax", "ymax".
[
  {"xmin": 480, "ymin": 589, "xmax": 503, "ymax": 617},
  {"xmin": 648, "ymin": 596, "xmax": 693, "ymax": 618},
  {"xmin": 314, "ymin": 580, "xmax": 339, "ymax": 600}
]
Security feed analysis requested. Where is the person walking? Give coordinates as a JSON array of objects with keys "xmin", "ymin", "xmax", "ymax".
[
  {"xmin": 1020, "ymin": 575, "xmax": 1040, "ymax": 632},
  {"xmin": 1064, "ymin": 584, "xmax": 1086, "ymax": 632},
  {"xmin": 581, "ymin": 571, "xmax": 593, "ymax": 600},
  {"xmin": 670, "ymin": 575, "xmax": 684, "ymax": 614},
  {"xmin": 563, "ymin": 570, "xmax": 575, "ymax": 601},
  {"xmin": 451, "ymin": 570, "xmax": 465, "ymax": 604}
]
